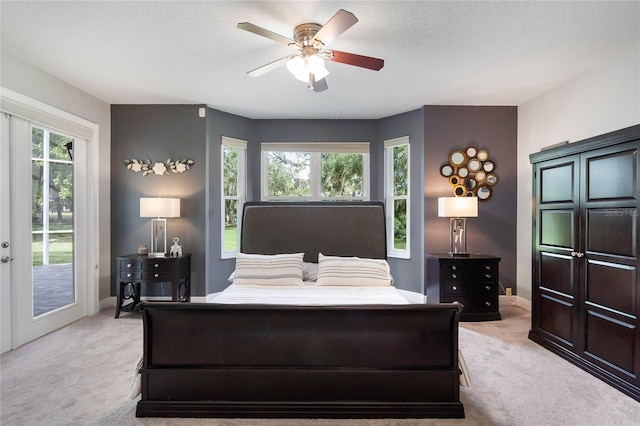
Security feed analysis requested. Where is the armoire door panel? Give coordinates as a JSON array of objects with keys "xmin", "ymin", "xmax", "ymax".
[
  {"xmin": 586, "ymin": 209, "xmax": 636, "ymax": 257},
  {"xmin": 585, "ymin": 311, "xmax": 636, "ymax": 378},
  {"xmin": 540, "ymin": 162, "xmax": 576, "ymax": 203},
  {"xmin": 540, "ymin": 210, "xmax": 574, "ymax": 248},
  {"xmin": 540, "ymin": 252, "xmax": 573, "ymax": 296},
  {"xmin": 540, "ymin": 294, "xmax": 574, "ymax": 345},
  {"xmin": 586, "ymin": 149, "xmax": 637, "ymax": 201},
  {"xmin": 586, "ymin": 260, "xmax": 637, "ymax": 317}
]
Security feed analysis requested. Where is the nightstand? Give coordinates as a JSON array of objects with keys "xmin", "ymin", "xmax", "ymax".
[
  {"xmin": 425, "ymin": 253, "xmax": 501, "ymax": 321},
  {"xmin": 115, "ymin": 253, "xmax": 191, "ymax": 318}
]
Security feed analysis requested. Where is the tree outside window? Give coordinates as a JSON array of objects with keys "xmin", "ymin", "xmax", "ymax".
[
  {"xmin": 385, "ymin": 138, "xmax": 410, "ymax": 258},
  {"xmin": 221, "ymin": 137, "xmax": 246, "ymax": 258}
]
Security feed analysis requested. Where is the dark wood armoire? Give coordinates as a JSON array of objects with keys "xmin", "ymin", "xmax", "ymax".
[{"xmin": 529, "ymin": 124, "xmax": 640, "ymax": 402}]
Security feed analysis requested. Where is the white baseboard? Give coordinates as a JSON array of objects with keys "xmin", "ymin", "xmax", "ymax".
[
  {"xmin": 99, "ymin": 297, "xmax": 116, "ymax": 311},
  {"xmin": 500, "ymin": 295, "xmax": 531, "ymax": 311}
]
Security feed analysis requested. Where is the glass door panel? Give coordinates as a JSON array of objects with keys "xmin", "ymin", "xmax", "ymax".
[{"xmin": 31, "ymin": 127, "xmax": 75, "ymax": 317}]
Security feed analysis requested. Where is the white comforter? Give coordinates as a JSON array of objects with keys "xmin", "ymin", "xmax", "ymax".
[{"xmin": 212, "ymin": 283, "xmax": 411, "ymax": 305}]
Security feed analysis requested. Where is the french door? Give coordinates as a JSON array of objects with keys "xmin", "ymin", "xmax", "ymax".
[{"xmin": 1, "ymin": 113, "xmax": 89, "ymax": 352}]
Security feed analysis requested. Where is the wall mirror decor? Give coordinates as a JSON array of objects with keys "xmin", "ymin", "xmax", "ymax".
[{"xmin": 440, "ymin": 145, "xmax": 497, "ymax": 201}]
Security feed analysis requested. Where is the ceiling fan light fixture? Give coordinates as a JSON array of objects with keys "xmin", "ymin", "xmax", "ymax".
[
  {"xmin": 307, "ymin": 54, "xmax": 329, "ymax": 80},
  {"xmin": 287, "ymin": 55, "xmax": 309, "ymax": 82}
]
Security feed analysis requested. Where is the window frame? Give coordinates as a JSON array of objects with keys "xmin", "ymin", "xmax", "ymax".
[
  {"xmin": 260, "ymin": 142, "xmax": 370, "ymax": 201},
  {"xmin": 220, "ymin": 136, "xmax": 247, "ymax": 259},
  {"xmin": 384, "ymin": 136, "xmax": 410, "ymax": 259}
]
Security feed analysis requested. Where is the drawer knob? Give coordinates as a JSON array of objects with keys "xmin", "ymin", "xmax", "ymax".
[
  {"xmin": 154, "ymin": 263, "xmax": 159, "ymax": 268},
  {"xmin": 485, "ymin": 285, "xmax": 491, "ymax": 291},
  {"xmin": 127, "ymin": 273, "xmax": 132, "ymax": 278},
  {"xmin": 451, "ymin": 266, "xmax": 457, "ymax": 271},
  {"xmin": 127, "ymin": 263, "xmax": 132, "ymax": 268},
  {"xmin": 154, "ymin": 273, "xmax": 159, "ymax": 278},
  {"xmin": 485, "ymin": 274, "xmax": 491, "ymax": 279},
  {"xmin": 485, "ymin": 301, "xmax": 492, "ymax": 307},
  {"xmin": 485, "ymin": 265, "xmax": 491, "ymax": 270},
  {"xmin": 452, "ymin": 274, "xmax": 457, "ymax": 279},
  {"xmin": 452, "ymin": 285, "xmax": 457, "ymax": 291}
]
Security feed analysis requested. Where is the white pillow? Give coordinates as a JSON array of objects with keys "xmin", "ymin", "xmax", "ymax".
[
  {"xmin": 233, "ymin": 252, "xmax": 304, "ymax": 286},
  {"xmin": 316, "ymin": 253, "xmax": 392, "ymax": 286}
]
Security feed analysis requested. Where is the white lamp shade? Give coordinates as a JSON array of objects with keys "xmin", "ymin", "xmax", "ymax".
[
  {"xmin": 438, "ymin": 197, "xmax": 478, "ymax": 218},
  {"xmin": 140, "ymin": 197, "xmax": 180, "ymax": 218}
]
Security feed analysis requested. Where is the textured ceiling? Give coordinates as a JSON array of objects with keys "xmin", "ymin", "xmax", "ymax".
[{"xmin": 1, "ymin": 1, "xmax": 638, "ymax": 119}]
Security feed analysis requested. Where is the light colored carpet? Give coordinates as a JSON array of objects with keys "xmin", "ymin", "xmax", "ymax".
[{"xmin": 1, "ymin": 304, "xmax": 639, "ymax": 425}]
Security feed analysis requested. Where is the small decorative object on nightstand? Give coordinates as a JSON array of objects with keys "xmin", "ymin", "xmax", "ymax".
[
  {"xmin": 425, "ymin": 253, "xmax": 501, "ymax": 321},
  {"xmin": 115, "ymin": 253, "xmax": 191, "ymax": 318}
]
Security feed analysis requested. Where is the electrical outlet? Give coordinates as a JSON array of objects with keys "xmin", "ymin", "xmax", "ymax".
[{"xmin": 506, "ymin": 287, "xmax": 512, "ymax": 297}]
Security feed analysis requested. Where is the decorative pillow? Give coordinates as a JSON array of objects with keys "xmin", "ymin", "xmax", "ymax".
[
  {"xmin": 316, "ymin": 253, "xmax": 392, "ymax": 286},
  {"xmin": 233, "ymin": 252, "xmax": 304, "ymax": 286},
  {"xmin": 303, "ymin": 262, "xmax": 319, "ymax": 282}
]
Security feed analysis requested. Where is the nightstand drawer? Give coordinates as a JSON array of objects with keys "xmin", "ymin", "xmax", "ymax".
[
  {"xmin": 444, "ymin": 281, "xmax": 496, "ymax": 297},
  {"xmin": 444, "ymin": 268, "xmax": 495, "ymax": 282},
  {"xmin": 120, "ymin": 271, "xmax": 142, "ymax": 280},
  {"xmin": 143, "ymin": 271, "xmax": 172, "ymax": 281},
  {"xmin": 120, "ymin": 260, "xmax": 142, "ymax": 271},
  {"xmin": 144, "ymin": 260, "xmax": 172, "ymax": 272},
  {"xmin": 443, "ymin": 296, "xmax": 497, "ymax": 313}
]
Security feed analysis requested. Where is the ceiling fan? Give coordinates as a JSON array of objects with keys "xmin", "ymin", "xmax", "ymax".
[{"xmin": 237, "ymin": 9, "xmax": 384, "ymax": 92}]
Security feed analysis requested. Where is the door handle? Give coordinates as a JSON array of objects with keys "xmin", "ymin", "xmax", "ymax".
[{"xmin": 1, "ymin": 255, "xmax": 14, "ymax": 263}]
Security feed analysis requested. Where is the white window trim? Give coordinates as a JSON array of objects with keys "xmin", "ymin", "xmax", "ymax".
[
  {"xmin": 261, "ymin": 142, "xmax": 370, "ymax": 201},
  {"xmin": 221, "ymin": 137, "xmax": 247, "ymax": 259},
  {"xmin": 384, "ymin": 136, "xmax": 410, "ymax": 259}
]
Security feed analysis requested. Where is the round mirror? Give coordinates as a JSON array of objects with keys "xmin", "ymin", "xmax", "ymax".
[
  {"xmin": 449, "ymin": 150, "xmax": 467, "ymax": 167},
  {"xmin": 475, "ymin": 170, "xmax": 486, "ymax": 182},
  {"xmin": 476, "ymin": 184, "xmax": 492, "ymax": 201},
  {"xmin": 483, "ymin": 161, "xmax": 494, "ymax": 172},
  {"xmin": 440, "ymin": 164, "xmax": 453, "ymax": 177},
  {"xmin": 458, "ymin": 167, "xmax": 469, "ymax": 178},
  {"xmin": 449, "ymin": 175, "xmax": 463, "ymax": 186},
  {"xmin": 466, "ymin": 146, "xmax": 477, "ymax": 158},
  {"xmin": 465, "ymin": 178, "xmax": 477, "ymax": 190},
  {"xmin": 477, "ymin": 150, "xmax": 489, "ymax": 161},
  {"xmin": 486, "ymin": 174, "xmax": 498, "ymax": 186},
  {"xmin": 468, "ymin": 159, "xmax": 482, "ymax": 172},
  {"xmin": 452, "ymin": 185, "xmax": 467, "ymax": 197}
]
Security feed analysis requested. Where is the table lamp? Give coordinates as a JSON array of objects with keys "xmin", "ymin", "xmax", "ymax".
[
  {"xmin": 438, "ymin": 196, "xmax": 478, "ymax": 256},
  {"xmin": 140, "ymin": 197, "xmax": 180, "ymax": 257}
]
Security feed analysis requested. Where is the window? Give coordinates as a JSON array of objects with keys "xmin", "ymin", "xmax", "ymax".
[
  {"xmin": 221, "ymin": 137, "xmax": 247, "ymax": 258},
  {"xmin": 261, "ymin": 143, "xmax": 369, "ymax": 201},
  {"xmin": 384, "ymin": 137, "xmax": 410, "ymax": 258}
]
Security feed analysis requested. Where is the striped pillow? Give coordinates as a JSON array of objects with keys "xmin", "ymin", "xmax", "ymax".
[
  {"xmin": 316, "ymin": 253, "xmax": 392, "ymax": 286},
  {"xmin": 233, "ymin": 252, "xmax": 304, "ymax": 286}
]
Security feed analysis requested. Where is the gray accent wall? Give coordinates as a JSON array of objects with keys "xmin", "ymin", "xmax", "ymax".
[
  {"xmin": 111, "ymin": 104, "xmax": 517, "ymax": 298},
  {"xmin": 424, "ymin": 106, "xmax": 518, "ymax": 294},
  {"xmin": 111, "ymin": 105, "xmax": 207, "ymax": 296}
]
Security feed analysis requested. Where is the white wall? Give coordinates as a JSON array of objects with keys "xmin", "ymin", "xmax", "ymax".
[
  {"xmin": 517, "ymin": 41, "xmax": 640, "ymax": 302},
  {"xmin": 1, "ymin": 50, "xmax": 112, "ymax": 302}
]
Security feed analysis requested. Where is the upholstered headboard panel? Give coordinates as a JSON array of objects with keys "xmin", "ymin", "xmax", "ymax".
[{"xmin": 241, "ymin": 201, "xmax": 387, "ymax": 263}]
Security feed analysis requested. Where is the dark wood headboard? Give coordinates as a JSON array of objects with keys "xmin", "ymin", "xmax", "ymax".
[{"xmin": 240, "ymin": 201, "xmax": 387, "ymax": 263}]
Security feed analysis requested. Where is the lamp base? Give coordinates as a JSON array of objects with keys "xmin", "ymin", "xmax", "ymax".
[{"xmin": 148, "ymin": 252, "xmax": 167, "ymax": 258}]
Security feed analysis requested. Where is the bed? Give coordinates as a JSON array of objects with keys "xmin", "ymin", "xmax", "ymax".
[{"xmin": 136, "ymin": 201, "xmax": 465, "ymax": 419}]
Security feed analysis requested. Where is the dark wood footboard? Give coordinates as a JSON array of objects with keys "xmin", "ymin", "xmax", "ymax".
[{"xmin": 136, "ymin": 302, "xmax": 464, "ymax": 419}]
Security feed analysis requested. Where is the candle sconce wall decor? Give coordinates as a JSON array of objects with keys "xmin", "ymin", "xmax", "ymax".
[{"xmin": 440, "ymin": 146, "xmax": 497, "ymax": 201}]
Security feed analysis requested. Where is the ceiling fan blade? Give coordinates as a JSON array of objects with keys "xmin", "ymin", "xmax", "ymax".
[
  {"xmin": 329, "ymin": 50, "xmax": 384, "ymax": 71},
  {"xmin": 237, "ymin": 22, "xmax": 297, "ymax": 48},
  {"xmin": 247, "ymin": 56, "xmax": 289, "ymax": 77},
  {"xmin": 310, "ymin": 74, "xmax": 328, "ymax": 92},
  {"xmin": 312, "ymin": 9, "xmax": 358, "ymax": 47}
]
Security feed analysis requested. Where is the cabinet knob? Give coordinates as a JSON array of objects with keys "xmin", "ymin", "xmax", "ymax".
[
  {"xmin": 154, "ymin": 273, "xmax": 159, "ymax": 278},
  {"xmin": 485, "ymin": 274, "xmax": 491, "ymax": 279},
  {"xmin": 451, "ymin": 265, "xmax": 457, "ymax": 271},
  {"xmin": 127, "ymin": 273, "xmax": 132, "ymax": 278},
  {"xmin": 485, "ymin": 265, "xmax": 491, "ymax": 270},
  {"xmin": 154, "ymin": 263, "xmax": 159, "ymax": 268},
  {"xmin": 452, "ymin": 274, "xmax": 457, "ymax": 279},
  {"xmin": 485, "ymin": 301, "xmax": 492, "ymax": 307},
  {"xmin": 485, "ymin": 285, "xmax": 491, "ymax": 291},
  {"xmin": 127, "ymin": 263, "xmax": 132, "ymax": 268},
  {"xmin": 452, "ymin": 285, "xmax": 457, "ymax": 291}
]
